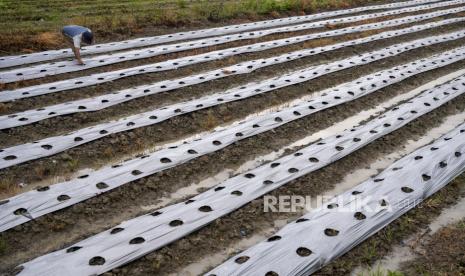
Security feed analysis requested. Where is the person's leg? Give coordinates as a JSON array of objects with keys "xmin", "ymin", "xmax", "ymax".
[
  {"xmin": 71, "ymin": 35, "xmax": 85, "ymax": 65},
  {"xmin": 74, "ymin": 47, "xmax": 84, "ymax": 65},
  {"xmin": 70, "ymin": 44, "xmax": 77, "ymax": 57},
  {"xmin": 63, "ymin": 34, "xmax": 84, "ymax": 65},
  {"xmin": 69, "ymin": 44, "xmax": 83, "ymax": 64},
  {"xmin": 63, "ymin": 35, "xmax": 76, "ymax": 59}
]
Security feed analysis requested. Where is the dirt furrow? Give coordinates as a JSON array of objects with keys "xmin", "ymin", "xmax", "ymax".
[
  {"xmin": 351, "ymin": 192, "xmax": 465, "ymax": 275},
  {"xmin": 398, "ymin": 216, "xmax": 465, "ymax": 275}
]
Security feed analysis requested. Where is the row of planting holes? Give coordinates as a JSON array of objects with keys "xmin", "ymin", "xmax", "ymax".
[
  {"xmin": 2, "ymin": 66, "xmax": 356, "ymax": 161},
  {"xmin": 0, "ymin": 13, "xmax": 420, "ymax": 61},
  {"xmin": 211, "ymin": 136, "xmax": 464, "ymax": 276},
  {"xmin": 12, "ymin": 15, "xmax": 429, "ymax": 77},
  {"xmin": 14, "ymin": 47, "xmax": 395, "ymax": 121},
  {"xmin": 1, "ymin": 64, "xmax": 458, "ymax": 209},
  {"xmin": 8, "ymin": 52, "xmax": 461, "ymax": 275},
  {"xmin": 3, "ymin": 59, "xmax": 453, "ymax": 163},
  {"xmin": 58, "ymin": 129, "xmax": 465, "ymax": 269},
  {"xmin": 2, "ymin": 68, "xmax": 458, "ymax": 210},
  {"xmin": 12, "ymin": 19, "xmax": 435, "ymax": 92},
  {"xmin": 8, "ymin": 84, "xmax": 452, "ymax": 206},
  {"xmin": 1, "ymin": 3, "xmax": 451, "ymax": 64}
]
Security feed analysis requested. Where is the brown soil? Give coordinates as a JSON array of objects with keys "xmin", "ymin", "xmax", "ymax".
[{"xmin": 400, "ymin": 218, "xmax": 465, "ymax": 275}]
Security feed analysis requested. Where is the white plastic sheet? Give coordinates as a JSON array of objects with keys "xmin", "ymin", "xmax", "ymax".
[
  {"xmin": 0, "ymin": 0, "xmax": 442, "ymax": 69},
  {"xmin": 1, "ymin": 0, "xmax": 463, "ymax": 83},
  {"xmin": 12, "ymin": 74, "xmax": 465, "ymax": 276},
  {"xmin": 4, "ymin": 8, "xmax": 465, "ymax": 103},
  {"xmin": 1, "ymin": 30, "xmax": 464, "ymax": 170},
  {"xmin": 0, "ymin": 47, "xmax": 463, "ymax": 233},
  {"xmin": 209, "ymin": 120, "xmax": 465, "ymax": 276}
]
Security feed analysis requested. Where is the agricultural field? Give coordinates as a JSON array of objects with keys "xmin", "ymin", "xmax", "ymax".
[
  {"xmin": 0, "ymin": 0, "xmax": 380, "ymax": 53},
  {"xmin": 1, "ymin": 0, "xmax": 465, "ymax": 275}
]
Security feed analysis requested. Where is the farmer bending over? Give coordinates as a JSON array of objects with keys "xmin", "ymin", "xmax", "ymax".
[{"xmin": 62, "ymin": 25, "xmax": 94, "ymax": 65}]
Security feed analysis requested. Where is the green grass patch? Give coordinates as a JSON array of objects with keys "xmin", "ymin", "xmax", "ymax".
[{"xmin": 0, "ymin": 237, "xmax": 7, "ymax": 255}]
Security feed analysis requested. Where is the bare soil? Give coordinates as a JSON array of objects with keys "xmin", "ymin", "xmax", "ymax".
[{"xmin": 400, "ymin": 218, "xmax": 465, "ymax": 275}]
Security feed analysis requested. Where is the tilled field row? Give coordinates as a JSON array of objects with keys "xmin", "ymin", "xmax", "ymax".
[
  {"xmin": 0, "ymin": 0, "xmax": 443, "ymax": 68},
  {"xmin": 209, "ymin": 117, "xmax": 465, "ymax": 276},
  {"xmin": 11, "ymin": 72, "xmax": 465, "ymax": 276},
  {"xmin": 0, "ymin": 0, "xmax": 463, "ymax": 83},
  {"xmin": 3, "ymin": 6, "xmax": 464, "ymax": 102},
  {"xmin": 1, "ymin": 30, "xmax": 465, "ymax": 169},
  {"xmin": 1, "ymin": 43, "xmax": 464, "ymax": 232}
]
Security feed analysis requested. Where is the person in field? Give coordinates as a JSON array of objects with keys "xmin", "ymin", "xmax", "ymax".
[{"xmin": 62, "ymin": 25, "xmax": 94, "ymax": 65}]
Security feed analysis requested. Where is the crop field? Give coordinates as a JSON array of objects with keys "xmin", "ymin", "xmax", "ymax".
[{"xmin": 1, "ymin": 0, "xmax": 465, "ymax": 275}]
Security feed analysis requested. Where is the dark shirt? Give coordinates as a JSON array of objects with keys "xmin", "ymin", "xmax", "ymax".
[{"xmin": 62, "ymin": 25, "xmax": 91, "ymax": 48}]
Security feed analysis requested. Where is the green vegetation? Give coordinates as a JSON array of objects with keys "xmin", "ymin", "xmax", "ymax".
[
  {"xmin": 0, "ymin": 0, "xmax": 380, "ymax": 54},
  {"xmin": 0, "ymin": 237, "xmax": 7, "ymax": 255},
  {"xmin": 358, "ymin": 266, "xmax": 405, "ymax": 276},
  {"xmin": 401, "ymin": 218, "xmax": 465, "ymax": 275}
]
